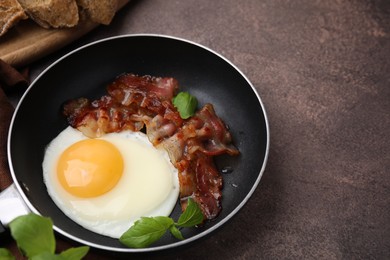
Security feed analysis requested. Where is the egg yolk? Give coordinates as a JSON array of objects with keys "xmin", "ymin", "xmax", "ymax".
[{"xmin": 57, "ymin": 139, "xmax": 124, "ymax": 198}]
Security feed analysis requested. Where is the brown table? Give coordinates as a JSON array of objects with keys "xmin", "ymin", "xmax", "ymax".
[{"xmin": 4, "ymin": 0, "xmax": 390, "ymax": 259}]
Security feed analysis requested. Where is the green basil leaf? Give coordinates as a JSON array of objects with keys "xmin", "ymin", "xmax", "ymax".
[
  {"xmin": 9, "ymin": 214, "xmax": 55, "ymax": 258},
  {"xmin": 0, "ymin": 248, "xmax": 15, "ymax": 260},
  {"xmin": 172, "ymin": 92, "xmax": 198, "ymax": 119},
  {"xmin": 119, "ymin": 216, "xmax": 174, "ymax": 248},
  {"xmin": 176, "ymin": 198, "xmax": 204, "ymax": 227},
  {"xmin": 60, "ymin": 246, "xmax": 89, "ymax": 260},
  {"xmin": 169, "ymin": 225, "xmax": 184, "ymax": 240},
  {"xmin": 32, "ymin": 247, "xmax": 90, "ymax": 260},
  {"xmin": 30, "ymin": 252, "xmax": 65, "ymax": 260}
]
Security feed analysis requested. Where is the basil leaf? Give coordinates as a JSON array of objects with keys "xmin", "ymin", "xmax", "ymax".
[
  {"xmin": 173, "ymin": 92, "xmax": 198, "ymax": 119},
  {"xmin": 31, "ymin": 249, "xmax": 89, "ymax": 260},
  {"xmin": 0, "ymin": 248, "xmax": 15, "ymax": 260},
  {"xmin": 31, "ymin": 252, "xmax": 64, "ymax": 260},
  {"xmin": 169, "ymin": 225, "xmax": 184, "ymax": 240},
  {"xmin": 176, "ymin": 198, "xmax": 204, "ymax": 227},
  {"xmin": 60, "ymin": 246, "xmax": 89, "ymax": 260},
  {"xmin": 9, "ymin": 214, "xmax": 55, "ymax": 258},
  {"xmin": 119, "ymin": 216, "xmax": 174, "ymax": 248}
]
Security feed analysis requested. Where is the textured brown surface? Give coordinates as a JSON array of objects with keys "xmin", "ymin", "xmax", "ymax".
[{"xmin": 1, "ymin": 0, "xmax": 390, "ymax": 259}]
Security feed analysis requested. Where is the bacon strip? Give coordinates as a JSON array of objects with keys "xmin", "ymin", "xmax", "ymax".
[{"xmin": 62, "ymin": 73, "xmax": 239, "ymax": 220}]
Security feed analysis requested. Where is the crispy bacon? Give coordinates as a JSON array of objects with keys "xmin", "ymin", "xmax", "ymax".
[
  {"xmin": 161, "ymin": 104, "xmax": 239, "ymax": 218},
  {"xmin": 63, "ymin": 73, "xmax": 182, "ymax": 138},
  {"xmin": 108, "ymin": 73, "xmax": 179, "ymax": 103},
  {"xmin": 177, "ymin": 152, "xmax": 223, "ymax": 219},
  {"xmin": 63, "ymin": 95, "xmax": 145, "ymax": 137},
  {"xmin": 62, "ymin": 73, "xmax": 239, "ymax": 220},
  {"xmin": 181, "ymin": 104, "xmax": 240, "ymax": 157}
]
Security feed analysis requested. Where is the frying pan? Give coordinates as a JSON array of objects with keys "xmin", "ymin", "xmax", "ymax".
[{"xmin": 3, "ymin": 34, "xmax": 269, "ymax": 253}]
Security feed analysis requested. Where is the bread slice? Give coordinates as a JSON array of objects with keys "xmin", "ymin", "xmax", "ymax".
[
  {"xmin": 17, "ymin": 0, "xmax": 79, "ymax": 29},
  {"xmin": 0, "ymin": 0, "xmax": 28, "ymax": 36},
  {"xmin": 76, "ymin": 0, "xmax": 118, "ymax": 25}
]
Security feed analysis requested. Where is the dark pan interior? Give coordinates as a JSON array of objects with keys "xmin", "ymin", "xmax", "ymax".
[{"xmin": 9, "ymin": 35, "xmax": 268, "ymax": 251}]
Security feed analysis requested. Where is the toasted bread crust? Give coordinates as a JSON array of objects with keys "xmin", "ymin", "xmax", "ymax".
[
  {"xmin": 17, "ymin": 0, "xmax": 79, "ymax": 29},
  {"xmin": 77, "ymin": 0, "xmax": 118, "ymax": 25},
  {"xmin": 0, "ymin": 0, "xmax": 28, "ymax": 36},
  {"xmin": 1, "ymin": 0, "xmax": 125, "ymax": 37}
]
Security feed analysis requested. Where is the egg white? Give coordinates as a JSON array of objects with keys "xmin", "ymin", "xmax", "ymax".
[{"xmin": 42, "ymin": 126, "xmax": 179, "ymax": 238}]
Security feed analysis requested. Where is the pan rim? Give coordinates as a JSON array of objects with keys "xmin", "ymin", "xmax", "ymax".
[{"xmin": 7, "ymin": 33, "xmax": 270, "ymax": 252}]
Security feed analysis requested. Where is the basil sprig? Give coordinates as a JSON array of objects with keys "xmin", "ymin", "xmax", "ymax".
[
  {"xmin": 172, "ymin": 92, "xmax": 198, "ymax": 119},
  {"xmin": 1, "ymin": 214, "xmax": 89, "ymax": 260},
  {"xmin": 1, "ymin": 200, "xmax": 203, "ymax": 255},
  {"xmin": 120, "ymin": 198, "xmax": 203, "ymax": 248}
]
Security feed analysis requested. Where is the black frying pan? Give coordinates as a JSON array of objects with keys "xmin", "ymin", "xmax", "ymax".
[{"xmin": 6, "ymin": 34, "xmax": 269, "ymax": 253}]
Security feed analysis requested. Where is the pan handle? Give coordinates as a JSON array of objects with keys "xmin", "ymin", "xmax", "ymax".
[{"xmin": 0, "ymin": 184, "xmax": 30, "ymax": 233}]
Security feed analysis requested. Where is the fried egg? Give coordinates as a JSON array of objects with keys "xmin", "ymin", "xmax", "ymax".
[{"xmin": 42, "ymin": 126, "xmax": 179, "ymax": 238}]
